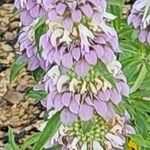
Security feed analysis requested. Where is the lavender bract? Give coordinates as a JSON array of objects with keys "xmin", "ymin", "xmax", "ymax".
[
  {"xmin": 128, "ymin": 0, "xmax": 150, "ymax": 45},
  {"xmin": 42, "ymin": 60, "xmax": 129, "ymax": 125},
  {"xmin": 15, "ymin": 0, "xmax": 45, "ymax": 25},
  {"xmin": 40, "ymin": 112, "xmax": 135, "ymax": 150}
]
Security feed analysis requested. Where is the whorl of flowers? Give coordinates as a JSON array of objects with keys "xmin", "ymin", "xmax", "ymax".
[
  {"xmin": 40, "ymin": 112, "xmax": 135, "ymax": 150},
  {"xmin": 16, "ymin": 0, "xmax": 132, "ymax": 136},
  {"xmin": 41, "ymin": 59, "xmax": 129, "ymax": 125},
  {"xmin": 18, "ymin": 20, "xmax": 50, "ymax": 71},
  {"xmin": 128, "ymin": 0, "xmax": 150, "ymax": 45}
]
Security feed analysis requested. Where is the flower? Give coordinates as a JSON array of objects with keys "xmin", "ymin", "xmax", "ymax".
[
  {"xmin": 42, "ymin": 59, "xmax": 129, "ymax": 125},
  {"xmin": 40, "ymin": 112, "xmax": 135, "ymax": 150},
  {"xmin": 40, "ymin": 21, "xmax": 120, "ymax": 75},
  {"xmin": 43, "ymin": 0, "xmax": 107, "ymax": 32},
  {"xmin": 15, "ymin": 0, "xmax": 45, "ymax": 25},
  {"xmin": 18, "ymin": 19, "xmax": 50, "ymax": 71},
  {"xmin": 128, "ymin": 0, "xmax": 150, "ymax": 45}
]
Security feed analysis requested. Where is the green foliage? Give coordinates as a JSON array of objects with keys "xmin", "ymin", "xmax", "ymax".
[
  {"xmin": 10, "ymin": 56, "xmax": 27, "ymax": 83},
  {"xmin": 34, "ymin": 19, "xmax": 48, "ymax": 56},
  {"xmin": 26, "ymin": 89, "xmax": 47, "ymax": 100},
  {"xmin": 33, "ymin": 67, "xmax": 45, "ymax": 82},
  {"xmin": 5, "ymin": 127, "xmax": 20, "ymax": 150},
  {"xmin": 34, "ymin": 112, "xmax": 61, "ymax": 150},
  {"xmin": 97, "ymin": 60, "xmax": 116, "ymax": 88}
]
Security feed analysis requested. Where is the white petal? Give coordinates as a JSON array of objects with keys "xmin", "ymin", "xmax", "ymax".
[
  {"xmin": 104, "ymin": 12, "xmax": 117, "ymax": 20},
  {"xmin": 105, "ymin": 133, "xmax": 125, "ymax": 149},
  {"xmin": 48, "ymin": 109, "xmax": 57, "ymax": 119},
  {"xmin": 57, "ymin": 75, "xmax": 70, "ymax": 92},
  {"xmin": 81, "ymin": 142, "xmax": 87, "ymax": 150},
  {"xmin": 59, "ymin": 30, "xmax": 72, "ymax": 44},
  {"xmin": 78, "ymin": 24, "xmax": 94, "ymax": 39},
  {"xmin": 69, "ymin": 78, "xmax": 79, "ymax": 93},
  {"xmin": 93, "ymin": 140, "xmax": 104, "ymax": 150},
  {"xmin": 51, "ymin": 29, "xmax": 63, "ymax": 47},
  {"xmin": 47, "ymin": 65, "xmax": 60, "ymax": 81}
]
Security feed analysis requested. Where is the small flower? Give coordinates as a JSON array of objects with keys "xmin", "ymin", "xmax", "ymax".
[
  {"xmin": 42, "ymin": 60, "xmax": 129, "ymax": 124},
  {"xmin": 40, "ymin": 21, "xmax": 120, "ymax": 75},
  {"xmin": 128, "ymin": 0, "xmax": 150, "ymax": 45},
  {"xmin": 43, "ymin": 0, "xmax": 107, "ymax": 32},
  {"xmin": 15, "ymin": 0, "xmax": 45, "ymax": 25},
  {"xmin": 18, "ymin": 20, "xmax": 50, "ymax": 71},
  {"xmin": 40, "ymin": 113, "xmax": 135, "ymax": 150}
]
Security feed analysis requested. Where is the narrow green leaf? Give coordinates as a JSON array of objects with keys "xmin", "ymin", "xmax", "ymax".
[
  {"xmin": 21, "ymin": 133, "xmax": 40, "ymax": 150},
  {"xmin": 130, "ymin": 135, "xmax": 150, "ymax": 148},
  {"xmin": 34, "ymin": 112, "xmax": 61, "ymax": 150},
  {"xmin": 34, "ymin": 20, "xmax": 48, "ymax": 55},
  {"xmin": 10, "ymin": 56, "xmax": 27, "ymax": 83},
  {"xmin": 8, "ymin": 127, "xmax": 20, "ymax": 150},
  {"xmin": 131, "ymin": 64, "xmax": 147, "ymax": 93},
  {"xmin": 26, "ymin": 90, "xmax": 47, "ymax": 100},
  {"xmin": 108, "ymin": 0, "xmax": 124, "ymax": 7},
  {"xmin": 33, "ymin": 68, "xmax": 45, "ymax": 82},
  {"xmin": 97, "ymin": 61, "xmax": 116, "ymax": 88}
]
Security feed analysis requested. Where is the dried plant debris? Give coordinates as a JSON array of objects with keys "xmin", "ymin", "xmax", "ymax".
[{"xmin": 0, "ymin": 2, "xmax": 46, "ymax": 149}]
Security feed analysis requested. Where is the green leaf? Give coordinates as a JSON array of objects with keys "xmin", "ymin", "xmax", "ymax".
[
  {"xmin": 34, "ymin": 20, "xmax": 48, "ymax": 55},
  {"xmin": 33, "ymin": 68, "xmax": 45, "ymax": 82},
  {"xmin": 108, "ymin": 0, "xmax": 124, "ymax": 7},
  {"xmin": 21, "ymin": 133, "xmax": 40, "ymax": 150},
  {"xmin": 33, "ymin": 112, "xmax": 61, "ymax": 150},
  {"xmin": 97, "ymin": 61, "xmax": 116, "ymax": 88},
  {"xmin": 131, "ymin": 63, "xmax": 147, "ymax": 93},
  {"xmin": 10, "ymin": 56, "xmax": 27, "ymax": 83},
  {"xmin": 130, "ymin": 135, "xmax": 150, "ymax": 148},
  {"xmin": 26, "ymin": 90, "xmax": 47, "ymax": 100},
  {"xmin": 7, "ymin": 127, "xmax": 19, "ymax": 150}
]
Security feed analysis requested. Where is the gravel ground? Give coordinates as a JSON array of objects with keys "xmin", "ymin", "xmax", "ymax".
[{"xmin": 0, "ymin": 1, "xmax": 45, "ymax": 149}]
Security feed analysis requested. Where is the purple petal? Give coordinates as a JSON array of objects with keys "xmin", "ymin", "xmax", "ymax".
[
  {"xmin": 46, "ymin": 93, "xmax": 55, "ymax": 110},
  {"xmin": 60, "ymin": 109, "xmax": 77, "ymax": 126},
  {"xmin": 72, "ymin": 10, "xmax": 82, "ymax": 22},
  {"xmin": 63, "ymin": 18, "xmax": 73, "ymax": 32},
  {"xmin": 56, "ymin": 3, "xmax": 66, "ymax": 15},
  {"xmin": 75, "ymin": 60, "xmax": 90, "ymax": 76},
  {"xmin": 54, "ymin": 51, "xmax": 61, "ymax": 64},
  {"xmin": 21, "ymin": 11, "xmax": 33, "ymax": 26},
  {"xmin": 72, "ymin": 47, "xmax": 81, "ymax": 61},
  {"xmin": 85, "ymin": 50, "xmax": 97, "ymax": 65},
  {"xmin": 28, "ymin": 56, "xmax": 39, "ymax": 71},
  {"xmin": 85, "ymin": 96, "xmax": 93, "ymax": 106},
  {"xmin": 102, "ymin": 46, "xmax": 114, "ymax": 64},
  {"xmin": 53, "ymin": 94, "xmax": 63, "ymax": 111},
  {"xmin": 30, "ymin": 5, "xmax": 40, "ymax": 18},
  {"xmin": 43, "ymin": 0, "xmax": 54, "ymax": 11},
  {"xmin": 119, "ymin": 82, "xmax": 130, "ymax": 97},
  {"xmin": 93, "ymin": 45, "xmax": 104, "ymax": 59},
  {"xmin": 125, "ymin": 125, "xmax": 135, "ymax": 134},
  {"xmin": 110, "ymin": 89, "xmax": 122, "ymax": 105},
  {"xmin": 61, "ymin": 92, "xmax": 72, "ymax": 107},
  {"xmin": 93, "ymin": 100, "xmax": 108, "ymax": 118},
  {"xmin": 48, "ymin": 9, "xmax": 58, "ymax": 21},
  {"xmin": 62, "ymin": 53, "xmax": 73, "ymax": 68},
  {"xmin": 139, "ymin": 30, "xmax": 148, "ymax": 43},
  {"xmin": 69, "ymin": 99, "xmax": 79, "ymax": 114},
  {"xmin": 147, "ymin": 32, "xmax": 150, "ymax": 45},
  {"xmin": 79, "ymin": 104, "xmax": 93, "ymax": 121},
  {"xmin": 80, "ymin": 4, "xmax": 93, "ymax": 18},
  {"xmin": 98, "ymin": 90, "xmax": 110, "ymax": 101}
]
